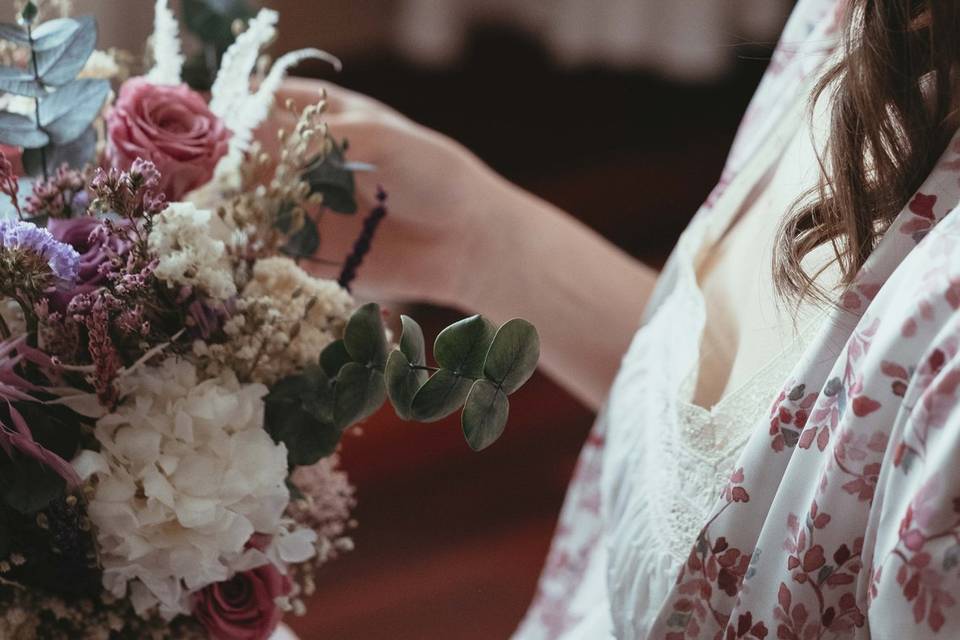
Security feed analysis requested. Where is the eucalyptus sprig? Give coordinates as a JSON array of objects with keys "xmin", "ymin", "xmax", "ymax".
[
  {"xmin": 265, "ymin": 303, "xmax": 540, "ymax": 469},
  {"xmin": 0, "ymin": 2, "xmax": 107, "ymax": 178}
]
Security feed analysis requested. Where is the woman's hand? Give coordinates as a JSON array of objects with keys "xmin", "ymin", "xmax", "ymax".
[
  {"xmin": 267, "ymin": 77, "xmax": 509, "ymax": 306},
  {"xmin": 263, "ymin": 77, "xmax": 658, "ymax": 409}
]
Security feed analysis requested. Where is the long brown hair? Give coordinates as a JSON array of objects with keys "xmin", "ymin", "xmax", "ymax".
[{"xmin": 775, "ymin": 0, "xmax": 960, "ymax": 301}]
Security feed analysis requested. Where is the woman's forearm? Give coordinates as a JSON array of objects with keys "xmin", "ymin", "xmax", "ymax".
[{"xmin": 460, "ymin": 174, "xmax": 658, "ymax": 410}]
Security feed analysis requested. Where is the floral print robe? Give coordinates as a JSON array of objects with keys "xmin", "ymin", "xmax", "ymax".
[{"xmin": 517, "ymin": 0, "xmax": 960, "ymax": 638}]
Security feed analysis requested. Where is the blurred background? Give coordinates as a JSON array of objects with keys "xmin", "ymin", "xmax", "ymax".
[{"xmin": 80, "ymin": 0, "xmax": 794, "ymax": 637}]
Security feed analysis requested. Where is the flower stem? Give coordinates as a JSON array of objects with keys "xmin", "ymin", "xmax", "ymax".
[{"xmin": 25, "ymin": 21, "xmax": 48, "ymax": 181}]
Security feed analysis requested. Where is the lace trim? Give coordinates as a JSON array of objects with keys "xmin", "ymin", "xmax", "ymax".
[{"xmin": 657, "ymin": 313, "xmax": 825, "ymax": 563}]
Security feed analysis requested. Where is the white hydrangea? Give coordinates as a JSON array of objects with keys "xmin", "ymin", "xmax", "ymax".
[
  {"xmin": 148, "ymin": 202, "xmax": 238, "ymax": 300},
  {"xmin": 74, "ymin": 358, "xmax": 303, "ymax": 619}
]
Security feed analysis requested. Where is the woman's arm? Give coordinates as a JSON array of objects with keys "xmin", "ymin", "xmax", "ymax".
[{"xmin": 271, "ymin": 78, "xmax": 658, "ymax": 409}]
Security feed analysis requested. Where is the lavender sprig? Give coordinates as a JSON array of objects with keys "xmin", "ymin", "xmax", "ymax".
[{"xmin": 338, "ymin": 187, "xmax": 387, "ymax": 292}]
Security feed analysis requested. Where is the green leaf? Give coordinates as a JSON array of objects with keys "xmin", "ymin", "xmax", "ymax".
[
  {"xmin": 183, "ymin": 0, "xmax": 256, "ymax": 50},
  {"xmin": 303, "ymin": 140, "xmax": 357, "ymax": 214},
  {"xmin": 19, "ymin": 2, "xmax": 38, "ymax": 26},
  {"xmin": 34, "ymin": 16, "xmax": 97, "ymax": 86},
  {"xmin": 0, "ymin": 23, "xmax": 28, "ymax": 45},
  {"xmin": 434, "ymin": 315, "xmax": 496, "ymax": 378},
  {"xmin": 12, "ymin": 402, "xmax": 82, "ymax": 460},
  {"xmin": 0, "ymin": 110, "xmax": 48, "ymax": 147},
  {"xmin": 482, "ymin": 319, "xmax": 540, "ymax": 394},
  {"xmin": 399, "ymin": 315, "xmax": 426, "ymax": 366},
  {"xmin": 343, "ymin": 303, "xmax": 388, "ymax": 368},
  {"xmin": 0, "ymin": 65, "xmax": 43, "ymax": 97},
  {"xmin": 265, "ymin": 368, "xmax": 342, "ymax": 466},
  {"xmin": 461, "ymin": 379, "xmax": 509, "ymax": 451},
  {"xmin": 39, "ymin": 78, "xmax": 109, "ymax": 145},
  {"xmin": 410, "ymin": 368, "xmax": 472, "ymax": 422},
  {"xmin": 334, "ymin": 362, "xmax": 386, "ymax": 428},
  {"xmin": 268, "ymin": 409, "xmax": 340, "ymax": 467},
  {"xmin": 0, "ymin": 452, "xmax": 65, "ymax": 514},
  {"xmin": 384, "ymin": 349, "xmax": 428, "ymax": 421},
  {"xmin": 320, "ymin": 339, "xmax": 352, "ymax": 379},
  {"xmin": 281, "ymin": 216, "xmax": 319, "ymax": 258},
  {"xmin": 22, "ymin": 125, "xmax": 95, "ymax": 175},
  {"xmin": 0, "ymin": 519, "xmax": 10, "ymax": 558}
]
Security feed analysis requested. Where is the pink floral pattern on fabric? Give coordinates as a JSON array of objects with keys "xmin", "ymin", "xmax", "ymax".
[
  {"xmin": 651, "ymin": 157, "xmax": 960, "ymax": 638},
  {"xmin": 516, "ymin": 1, "xmax": 960, "ymax": 639}
]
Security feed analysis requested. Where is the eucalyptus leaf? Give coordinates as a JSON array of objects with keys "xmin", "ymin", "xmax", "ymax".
[
  {"xmin": 265, "ymin": 368, "xmax": 342, "ymax": 466},
  {"xmin": 281, "ymin": 216, "xmax": 319, "ymax": 258},
  {"xmin": 31, "ymin": 17, "xmax": 81, "ymax": 50},
  {"xmin": 34, "ymin": 16, "xmax": 96, "ymax": 86},
  {"xmin": 399, "ymin": 315, "xmax": 426, "ymax": 366},
  {"xmin": 384, "ymin": 349, "xmax": 428, "ymax": 421},
  {"xmin": 343, "ymin": 303, "xmax": 388, "ymax": 368},
  {"xmin": 273, "ymin": 201, "xmax": 296, "ymax": 232},
  {"xmin": 39, "ymin": 78, "xmax": 109, "ymax": 144},
  {"xmin": 22, "ymin": 125, "xmax": 95, "ymax": 175},
  {"xmin": 0, "ymin": 65, "xmax": 43, "ymax": 97},
  {"xmin": 410, "ymin": 368, "xmax": 472, "ymax": 422},
  {"xmin": 334, "ymin": 362, "xmax": 386, "ymax": 428},
  {"xmin": 303, "ymin": 140, "xmax": 357, "ymax": 214},
  {"xmin": 433, "ymin": 315, "xmax": 496, "ymax": 378},
  {"xmin": 0, "ymin": 110, "xmax": 48, "ymax": 147},
  {"xmin": 483, "ymin": 319, "xmax": 540, "ymax": 394},
  {"xmin": 0, "ymin": 453, "xmax": 65, "ymax": 514},
  {"xmin": 461, "ymin": 379, "xmax": 509, "ymax": 451},
  {"xmin": 183, "ymin": 0, "xmax": 256, "ymax": 50},
  {"xmin": 0, "ymin": 519, "xmax": 10, "ymax": 558},
  {"xmin": 320, "ymin": 339, "xmax": 352, "ymax": 379},
  {"xmin": 0, "ymin": 23, "xmax": 29, "ymax": 44},
  {"xmin": 268, "ymin": 410, "xmax": 340, "ymax": 467}
]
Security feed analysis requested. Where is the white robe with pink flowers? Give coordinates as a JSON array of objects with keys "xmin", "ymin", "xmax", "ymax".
[{"xmin": 515, "ymin": 1, "xmax": 960, "ymax": 638}]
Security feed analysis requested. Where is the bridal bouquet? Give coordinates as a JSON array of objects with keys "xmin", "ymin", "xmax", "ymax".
[{"xmin": 0, "ymin": 2, "xmax": 539, "ymax": 638}]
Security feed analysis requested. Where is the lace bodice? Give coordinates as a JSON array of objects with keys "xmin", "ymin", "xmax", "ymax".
[{"xmin": 665, "ymin": 311, "xmax": 823, "ymax": 562}]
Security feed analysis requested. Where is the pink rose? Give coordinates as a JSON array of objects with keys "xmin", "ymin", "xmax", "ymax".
[
  {"xmin": 192, "ymin": 563, "xmax": 292, "ymax": 640},
  {"xmin": 106, "ymin": 77, "xmax": 229, "ymax": 201}
]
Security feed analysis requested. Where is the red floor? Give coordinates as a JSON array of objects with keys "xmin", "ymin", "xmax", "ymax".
[{"xmin": 289, "ymin": 350, "xmax": 595, "ymax": 639}]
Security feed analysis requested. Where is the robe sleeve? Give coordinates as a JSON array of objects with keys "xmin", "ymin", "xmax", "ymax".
[{"xmin": 867, "ymin": 275, "xmax": 960, "ymax": 638}]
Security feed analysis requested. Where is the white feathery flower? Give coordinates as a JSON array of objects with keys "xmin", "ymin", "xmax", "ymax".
[
  {"xmin": 206, "ymin": 8, "xmax": 338, "ymax": 184},
  {"xmin": 209, "ymin": 9, "xmax": 279, "ymax": 120},
  {"xmin": 148, "ymin": 202, "xmax": 237, "ymax": 300},
  {"xmin": 79, "ymin": 358, "xmax": 303, "ymax": 619},
  {"xmin": 146, "ymin": 0, "xmax": 184, "ymax": 85}
]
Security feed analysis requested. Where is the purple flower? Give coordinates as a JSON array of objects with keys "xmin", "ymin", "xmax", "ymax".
[
  {"xmin": 46, "ymin": 217, "xmax": 131, "ymax": 312},
  {"xmin": 0, "ymin": 220, "xmax": 80, "ymax": 284}
]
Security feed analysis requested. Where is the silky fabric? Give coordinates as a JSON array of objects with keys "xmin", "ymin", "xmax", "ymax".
[{"xmin": 517, "ymin": 1, "xmax": 960, "ymax": 638}]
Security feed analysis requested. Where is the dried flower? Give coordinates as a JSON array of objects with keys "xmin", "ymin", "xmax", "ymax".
[{"xmin": 0, "ymin": 220, "xmax": 80, "ymax": 304}]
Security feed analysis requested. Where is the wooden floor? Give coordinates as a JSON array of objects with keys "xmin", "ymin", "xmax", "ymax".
[{"xmin": 288, "ymin": 27, "xmax": 773, "ymax": 639}]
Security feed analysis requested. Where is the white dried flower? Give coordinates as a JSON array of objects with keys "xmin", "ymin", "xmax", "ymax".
[
  {"xmin": 194, "ymin": 257, "xmax": 353, "ymax": 384},
  {"xmin": 148, "ymin": 202, "xmax": 238, "ymax": 300},
  {"xmin": 79, "ymin": 49, "xmax": 121, "ymax": 80},
  {"xmin": 78, "ymin": 358, "xmax": 299, "ymax": 619}
]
